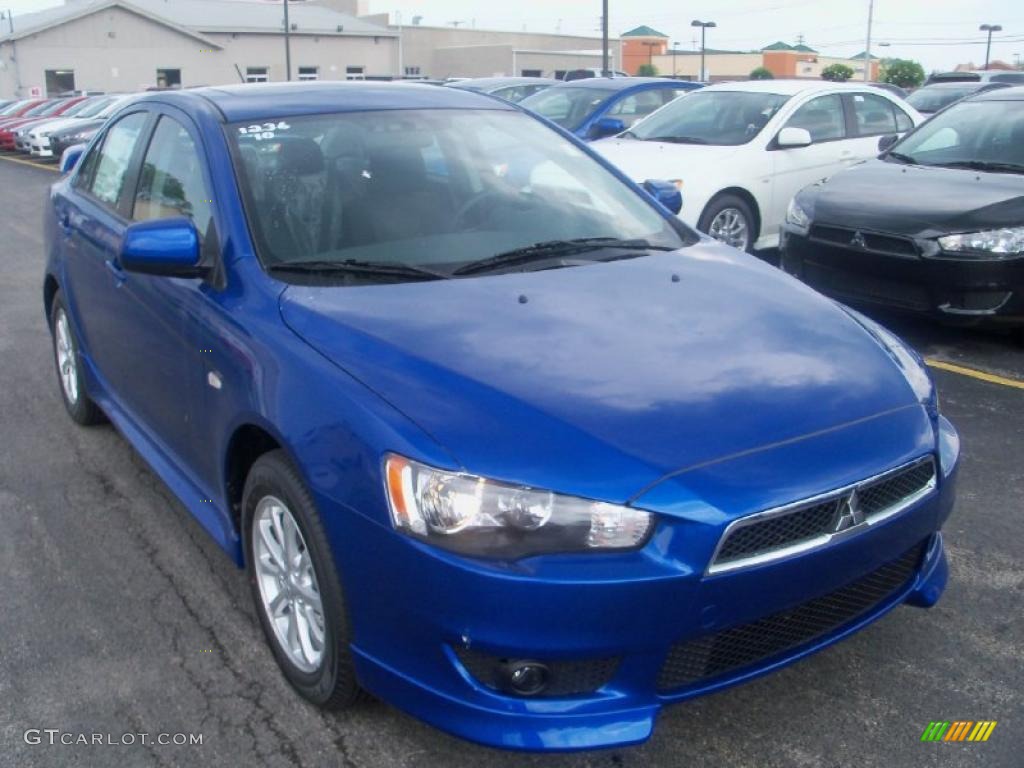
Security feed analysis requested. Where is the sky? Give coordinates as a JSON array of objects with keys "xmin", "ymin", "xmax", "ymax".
[{"xmin": 3, "ymin": 0, "xmax": 1023, "ymax": 72}]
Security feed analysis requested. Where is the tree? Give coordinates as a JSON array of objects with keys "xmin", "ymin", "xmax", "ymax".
[
  {"xmin": 821, "ymin": 63, "xmax": 854, "ymax": 82},
  {"xmin": 637, "ymin": 63, "xmax": 658, "ymax": 76},
  {"xmin": 879, "ymin": 58, "xmax": 925, "ymax": 89},
  {"xmin": 749, "ymin": 66, "xmax": 774, "ymax": 80}
]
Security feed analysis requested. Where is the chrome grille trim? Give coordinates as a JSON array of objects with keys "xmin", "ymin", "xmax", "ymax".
[{"xmin": 707, "ymin": 456, "xmax": 937, "ymax": 576}]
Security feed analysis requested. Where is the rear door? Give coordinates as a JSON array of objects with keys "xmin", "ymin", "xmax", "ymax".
[
  {"xmin": 60, "ymin": 110, "xmax": 151, "ymax": 396},
  {"xmin": 842, "ymin": 90, "xmax": 916, "ymax": 159},
  {"xmin": 768, "ymin": 93, "xmax": 849, "ymax": 233}
]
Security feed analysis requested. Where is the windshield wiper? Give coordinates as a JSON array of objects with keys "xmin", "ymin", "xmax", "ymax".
[
  {"xmin": 620, "ymin": 130, "xmax": 638, "ymax": 139},
  {"xmin": 935, "ymin": 160, "xmax": 1024, "ymax": 175},
  {"xmin": 886, "ymin": 151, "xmax": 918, "ymax": 165},
  {"xmin": 642, "ymin": 135, "xmax": 709, "ymax": 144},
  {"xmin": 268, "ymin": 259, "xmax": 449, "ymax": 281},
  {"xmin": 452, "ymin": 238, "xmax": 676, "ymax": 276}
]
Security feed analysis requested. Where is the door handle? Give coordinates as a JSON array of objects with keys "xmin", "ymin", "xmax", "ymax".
[
  {"xmin": 105, "ymin": 258, "xmax": 127, "ymax": 285},
  {"xmin": 58, "ymin": 211, "xmax": 72, "ymax": 233}
]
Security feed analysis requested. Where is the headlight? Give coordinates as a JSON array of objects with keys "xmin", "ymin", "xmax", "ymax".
[
  {"xmin": 384, "ymin": 455, "xmax": 654, "ymax": 559},
  {"xmin": 937, "ymin": 227, "xmax": 1024, "ymax": 259},
  {"xmin": 786, "ymin": 198, "xmax": 811, "ymax": 232}
]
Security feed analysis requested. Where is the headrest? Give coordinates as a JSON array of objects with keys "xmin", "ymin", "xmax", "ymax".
[{"xmin": 278, "ymin": 137, "xmax": 324, "ymax": 175}]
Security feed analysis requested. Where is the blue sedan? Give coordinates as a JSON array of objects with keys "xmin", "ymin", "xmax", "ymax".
[
  {"xmin": 45, "ymin": 81, "xmax": 958, "ymax": 752},
  {"xmin": 519, "ymin": 77, "xmax": 702, "ymax": 140}
]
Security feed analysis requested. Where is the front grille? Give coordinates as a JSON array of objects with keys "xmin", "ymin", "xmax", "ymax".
[
  {"xmin": 657, "ymin": 541, "xmax": 926, "ymax": 691},
  {"xmin": 454, "ymin": 647, "xmax": 620, "ymax": 698},
  {"xmin": 804, "ymin": 261, "xmax": 930, "ymax": 311},
  {"xmin": 710, "ymin": 457, "xmax": 936, "ymax": 573},
  {"xmin": 809, "ymin": 225, "xmax": 919, "ymax": 257}
]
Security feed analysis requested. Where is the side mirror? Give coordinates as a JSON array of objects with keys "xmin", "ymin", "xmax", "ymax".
[
  {"xmin": 120, "ymin": 218, "xmax": 205, "ymax": 278},
  {"xmin": 60, "ymin": 144, "xmax": 86, "ymax": 175},
  {"xmin": 642, "ymin": 179, "xmax": 683, "ymax": 215},
  {"xmin": 588, "ymin": 116, "xmax": 626, "ymax": 140},
  {"xmin": 776, "ymin": 127, "xmax": 813, "ymax": 148},
  {"xmin": 877, "ymin": 133, "xmax": 899, "ymax": 152}
]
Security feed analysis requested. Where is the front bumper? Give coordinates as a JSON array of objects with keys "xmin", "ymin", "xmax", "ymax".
[
  {"xmin": 780, "ymin": 225, "xmax": 1024, "ymax": 326},
  {"xmin": 28, "ymin": 136, "xmax": 53, "ymax": 157},
  {"xmin": 330, "ymin": 415, "xmax": 960, "ymax": 751}
]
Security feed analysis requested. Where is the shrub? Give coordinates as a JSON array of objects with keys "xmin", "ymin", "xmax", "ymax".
[
  {"xmin": 821, "ymin": 63, "xmax": 854, "ymax": 82},
  {"xmin": 749, "ymin": 66, "xmax": 774, "ymax": 80}
]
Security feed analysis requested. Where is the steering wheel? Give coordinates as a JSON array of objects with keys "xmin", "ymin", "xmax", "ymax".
[{"xmin": 453, "ymin": 190, "xmax": 507, "ymax": 229}]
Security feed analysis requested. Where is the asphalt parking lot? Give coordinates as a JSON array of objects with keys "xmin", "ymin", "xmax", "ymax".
[{"xmin": 0, "ymin": 154, "xmax": 1021, "ymax": 768}]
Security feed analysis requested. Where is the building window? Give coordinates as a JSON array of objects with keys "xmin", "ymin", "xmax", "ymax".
[
  {"xmin": 404, "ymin": 66, "xmax": 421, "ymax": 76},
  {"xmin": 45, "ymin": 69, "xmax": 75, "ymax": 95},
  {"xmin": 298, "ymin": 66, "xmax": 319, "ymax": 81},
  {"xmin": 156, "ymin": 68, "xmax": 182, "ymax": 88},
  {"xmin": 246, "ymin": 67, "xmax": 269, "ymax": 83},
  {"xmin": 345, "ymin": 66, "xmax": 365, "ymax": 80},
  {"xmin": 520, "ymin": 69, "xmax": 543, "ymax": 77}
]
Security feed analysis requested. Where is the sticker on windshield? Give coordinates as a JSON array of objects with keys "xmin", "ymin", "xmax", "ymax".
[{"xmin": 238, "ymin": 121, "xmax": 291, "ymax": 141}]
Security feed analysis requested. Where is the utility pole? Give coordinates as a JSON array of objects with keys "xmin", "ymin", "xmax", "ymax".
[
  {"xmin": 980, "ymin": 24, "xmax": 1002, "ymax": 70},
  {"xmin": 863, "ymin": 0, "xmax": 873, "ymax": 81},
  {"xmin": 283, "ymin": 0, "xmax": 292, "ymax": 81},
  {"xmin": 2, "ymin": 9, "xmax": 22, "ymax": 96},
  {"xmin": 691, "ymin": 20, "xmax": 716, "ymax": 82},
  {"xmin": 601, "ymin": 0, "xmax": 609, "ymax": 77},
  {"xmin": 396, "ymin": 10, "xmax": 403, "ymax": 80}
]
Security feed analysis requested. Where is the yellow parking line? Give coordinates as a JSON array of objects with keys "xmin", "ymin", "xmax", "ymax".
[
  {"xmin": 926, "ymin": 358, "xmax": 1024, "ymax": 391},
  {"xmin": 0, "ymin": 154, "xmax": 59, "ymax": 172}
]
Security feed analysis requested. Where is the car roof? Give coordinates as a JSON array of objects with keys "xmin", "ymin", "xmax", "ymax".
[
  {"xmin": 551, "ymin": 77, "xmax": 678, "ymax": 91},
  {"xmin": 449, "ymin": 77, "xmax": 554, "ymax": 90},
  {"xmin": 969, "ymin": 85, "xmax": 1024, "ymax": 102},
  {"xmin": 700, "ymin": 79, "xmax": 893, "ymax": 96},
  {"xmin": 134, "ymin": 81, "xmax": 516, "ymax": 122},
  {"xmin": 920, "ymin": 81, "xmax": 998, "ymax": 91}
]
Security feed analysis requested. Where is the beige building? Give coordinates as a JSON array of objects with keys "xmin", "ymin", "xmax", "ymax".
[{"xmin": 0, "ymin": 0, "xmax": 623, "ymax": 98}]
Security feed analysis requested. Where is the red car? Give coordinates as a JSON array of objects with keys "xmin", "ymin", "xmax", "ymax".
[
  {"xmin": 0, "ymin": 99, "xmax": 46, "ymax": 127},
  {"xmin": 0, "ymin": 97, "xmax": 84, "ymax": 150}
]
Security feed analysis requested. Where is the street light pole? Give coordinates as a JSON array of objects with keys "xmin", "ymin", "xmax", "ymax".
[
  {"xmin": 283, "ymin": 0, "xmax": 292, "ymax": 81},
  {"xmin": 601, "ymin": 0, "xmax": 609, "ymax": 77},
  {"xmin": 980, "ymin": 24, "xmax": 1002, "ymax": 70},
  {"xmin": 691, "ymin": 20, "xmax": 716, "ymax": 82},
  {"xmin": 672, "ymin": 41, "xmax": 680, "ymax": 77},
  {"xmin": 863, "ymin": 0, "xmax": 873, "ymax": 81}
]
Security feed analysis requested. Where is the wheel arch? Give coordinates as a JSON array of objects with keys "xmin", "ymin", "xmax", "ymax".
[
  {"xmin": 224, "ymin": 422, "xmax": 285, "ymax": 535},
  {"xmin": 43, "ymin": 273, "xmax": 60, "ymax": 329},
  {"xmin": 701, "ymin": 187, "xmax": 762, "ymax": 243}
]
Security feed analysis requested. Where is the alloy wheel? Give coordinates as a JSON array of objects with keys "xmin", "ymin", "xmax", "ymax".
[
  {"xmin": 709, "ymin": 207, "xmax": 750, "ymax": 250},
  {"xmin": 55, "ymin": 309, "xmax": 79, "ymax": 405},
  {"xmin": 252, "ymin": 495, "xmax": 326, "ymax": 673}
]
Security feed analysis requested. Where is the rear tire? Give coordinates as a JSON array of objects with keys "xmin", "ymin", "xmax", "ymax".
[
  {"xmin": 698, "ymin": 194, "xmax": 757, "ymax": 253},
  {"xmin": 242, "ymin": 450, "xmax": 364, "ymax": 709},
  {"xmin": 50, "ymin": 291, "xmax": 104, "ymax": 426}
]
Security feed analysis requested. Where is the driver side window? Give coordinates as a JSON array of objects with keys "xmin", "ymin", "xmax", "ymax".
[{"xmin": 784, "ymin": 94, "xmax": 846, "ymax": 143}]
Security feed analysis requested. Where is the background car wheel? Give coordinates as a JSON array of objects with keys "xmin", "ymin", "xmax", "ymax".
[
  {"xmin": 242, "ymin": 450, "xmax": 364, "ymax": 709},
  {"xmin": 699, "ymin": 194, "xmax": 757, "ymax": 253},
  {"xmin": 50, "ymin": 291, "xmax": 104, "ymax": 426}
]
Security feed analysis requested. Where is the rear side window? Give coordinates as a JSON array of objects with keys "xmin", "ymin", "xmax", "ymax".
[
  {"xmin": 785, "ymin": 94, "xmax": 846, "ymax": 142},
  {"xmin": 607, "ymin": 89, "xmax": 672, "ymax": 127},
  {"xmin": 81, "ymin": 112, "xmax": 148, "ymax": 207},
  {"xmin": 133, "ymin": 116, "xmax": 213, "ymax": 240},
  {"xmin": 991, "ymin": 73, "xmax": 1024, "ymax": 84},
  {"xmin": 851, "ymin": 93, "xmax": 899, "ymax": 136}
]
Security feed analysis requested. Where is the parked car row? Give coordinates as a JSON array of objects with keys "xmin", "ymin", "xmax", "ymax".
[{"xmin": 0, "ymin": 92, "xmax": 139, "ymax": 162}]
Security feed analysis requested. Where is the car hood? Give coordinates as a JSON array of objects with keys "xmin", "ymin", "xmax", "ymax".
[
  {"xmin": 51, "ymin": 119, "xmax": 104, "ymax": 139},
  {"xmin": 805, "ymin": 158, "xmax": 1024, "ymax": 237},
  {"xmin": 592, "ymin": 138, "xmax": 740, "ymax": 181},
  {"xmin": 280, "ymin": 245, "xmax": 923, "ymax": 502},
  {"xmin": 28, "ymin": 116, "xmax": 81, "ymax": 136}
]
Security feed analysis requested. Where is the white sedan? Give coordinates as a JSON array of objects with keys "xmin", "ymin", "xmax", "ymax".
[{"xmin": 593, "ymin": 80, "xmax": 923, "ymax": 252}]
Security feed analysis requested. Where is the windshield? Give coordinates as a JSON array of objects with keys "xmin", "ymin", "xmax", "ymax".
[
  {"xmin": 907, "ymin": 86, "xmax": 977, "ymax": 113},
  {"xmin": 888, "ymin": 99, "xmax": 1024, "ymax": 170},
  {"xmin": 30, "ymin": 99, "xmax": 71, "ymax": 117},
  {"xmin": 71, "ymin": 96, "xmax": 116, "ymax": 118},
  {"xmin": 627, "ymin": 90, "xmax": 790, "ymax": 146},
  {"xmin": 0, "ymin": 100, "xmax": 28, "ymax": 116},
  {"xmin": 230, "ymin": 109, "xmax": 687, "ymax": 281},
  {"xmin": 519, "ymin": 86, "xmax": 616, "ymax": 130}
]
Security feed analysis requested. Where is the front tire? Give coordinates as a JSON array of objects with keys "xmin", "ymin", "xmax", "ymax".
[
  {"xmin": 50, "ymin": 291, "xmax": 104, "ymax": 426},
  {"xmin": 698, "ymin": 194, "xmax": 757, "ymax": 253},
  {"xmin": 242, "ymin": 450, "xmax": 363, "ymax": 709}
]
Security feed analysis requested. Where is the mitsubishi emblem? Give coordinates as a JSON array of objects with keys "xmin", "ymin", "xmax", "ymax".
[
  {"xmin": 850, "ymin": 230, "xmax": 867, "ymax": 249},
  {"xmin": 833, "ymin": 490, "xmax": 864, "ymax": 533}
]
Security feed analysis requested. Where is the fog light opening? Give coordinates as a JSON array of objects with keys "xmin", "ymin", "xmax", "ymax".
[{"xmin": 500, "ymin": 660, "xmax": 550, "ymax": 696}]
